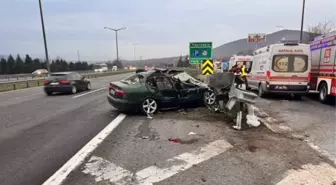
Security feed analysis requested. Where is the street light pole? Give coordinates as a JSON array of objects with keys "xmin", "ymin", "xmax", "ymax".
[
  {"xmin": 104, "ymin": 27, "xmax": 127, "ymax": 62},
  {"xmin": 133, "ymin": 43, "xmax": 138, "ymax": 61},
  {"xmin": 38, "ymin": 0, "xmax": 50, "ymax": 72},
  {"xmin": 300, "ymin": 0, "xmax": 306, "ymax": 43}
]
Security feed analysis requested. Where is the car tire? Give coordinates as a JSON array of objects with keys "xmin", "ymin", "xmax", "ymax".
[
  {"xmin": 318, "ymin": 82, "xmax": 329, "ymax": 104},
  {"xmin": 86, "ymin": 82, "xmax": 91, "ymax": 90},
  {"xmin": 45, "ymin": 91, "xmax": 53, "ymax": 96},
  {"xmin": 203, "ymin": 90, "xmax": 216, "ymax": 106},
  {"xmin": 141, "ymin": 98, "xmax": 158, "ymax": 115},
  {"xmin": 292, "ymin": 94, "xmax": 302, "ymax": 100},
  {"xmin": 71, "ymin": 85, "xmax": 77, "ymax": 94}
]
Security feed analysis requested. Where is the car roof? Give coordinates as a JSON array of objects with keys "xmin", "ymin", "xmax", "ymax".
[{"xmin": 50, "ymin": 72, "xmax": 75, "ymax": 75}]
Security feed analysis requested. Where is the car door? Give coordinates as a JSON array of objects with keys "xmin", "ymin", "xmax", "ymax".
[
  {"xmin": 72, "ymin": 73, "xmax": 84, "ymax": 90},
  {"xmin": 153, "ymin": 76, "xmax": 179, "ymax": 108},
  {"xmin": 178, "ymin": 81, "xmax": 200, "ymax": 103}
]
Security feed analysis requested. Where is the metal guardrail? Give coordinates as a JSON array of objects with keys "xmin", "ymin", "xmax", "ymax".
[
  {"xmin": 0, "ymin": 70, "xmax": 134, "ymax": 92},
  {"xmin": 0, "ymin": 70, "xmax": 104, "ymax": 81}
]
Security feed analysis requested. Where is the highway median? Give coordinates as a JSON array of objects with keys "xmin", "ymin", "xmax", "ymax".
[{"xmin": 0, "ymin": 70, "xmax": 134, "ymax": 93}]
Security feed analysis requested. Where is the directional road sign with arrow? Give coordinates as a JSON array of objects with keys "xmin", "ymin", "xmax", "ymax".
[{"xmin": 202, "ymin": 59, "xmax": 214, "ymax": 75}]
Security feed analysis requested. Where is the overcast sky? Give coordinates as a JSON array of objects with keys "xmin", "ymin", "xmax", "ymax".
[{"xmin": 1, "ymin": 0, "xmax": 335, "ymax": 61}]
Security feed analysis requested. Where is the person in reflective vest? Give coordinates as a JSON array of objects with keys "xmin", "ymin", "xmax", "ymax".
[{"xmin": 240, "ymin": 62, "xmax": 250, "ymax": 90}]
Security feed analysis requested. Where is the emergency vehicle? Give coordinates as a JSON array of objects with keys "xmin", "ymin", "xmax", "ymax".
[
  {"xmin": 248, "ymin": 41, "xmax": 311, "ymax": 98},
  {"xmin": 222, "ymin": 55, "xmax": 253, "ymax": 73},
  {"xmin": 309, "ymin": 33, "xmax": 336, "ymax": 103}
]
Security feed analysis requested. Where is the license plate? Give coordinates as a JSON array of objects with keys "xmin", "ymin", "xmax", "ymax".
[
  {"xmin": 110, "ymin": 89, "xmax": 115, "ymax": 95},
  {"xmin": 50, "ymin": 82, "xmax": 59, "ymax": 85}
]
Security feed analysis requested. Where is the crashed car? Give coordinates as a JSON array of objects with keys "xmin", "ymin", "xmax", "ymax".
[{"xmin": 107, "ymin": 68, "xmax": 208, "ymax": 114}]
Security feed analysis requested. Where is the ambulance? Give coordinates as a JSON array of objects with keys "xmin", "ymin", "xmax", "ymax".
[
  {"xmin": 309, "ymin": 32, "xmax": 336, "ymax": 103},
  {"xmin": 223, "ymin": 55, "xmax": 253, "ymax": 73},
  {"xmin": 247, "ymin": 41, "xmax": 311, "ymax": 98}
]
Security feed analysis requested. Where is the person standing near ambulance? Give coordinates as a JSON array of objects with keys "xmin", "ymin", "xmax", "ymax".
[{"xmin": 240, "ymin": 62, "xmax": 250, "ymax": 90}]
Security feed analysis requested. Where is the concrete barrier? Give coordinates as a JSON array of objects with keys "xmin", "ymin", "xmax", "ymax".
[{"xmin": 0, "ymin": 70, "xmax": 134, "ymax": 93}]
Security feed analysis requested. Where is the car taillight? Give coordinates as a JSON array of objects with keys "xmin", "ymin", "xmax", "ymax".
[
  {"xmin": 266, "ymin": 71, "xmax": 271, "ymax": 78},
  {"xmin": 109, "ymin": 84, "xmax": 125, "ymax": 97},
  {"xmin": 59, "ymin": 80, "xmax": 70, "ymax": 84},
  {"xmin": 308, "ymin": 72, "xmax": 311, "ymax": 81},
  {"xmin": 44, "ymin": 80, "xmax": 49, "ymax": 85}
]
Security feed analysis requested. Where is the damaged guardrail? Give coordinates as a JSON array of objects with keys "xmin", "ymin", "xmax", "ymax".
[
  {"xmin": 0, "ymin": 70, "xmax": 134, "ymax": 92},
  {"xmin": 204, "ymin": 72, "xmax": 260, "ymax": 130}
]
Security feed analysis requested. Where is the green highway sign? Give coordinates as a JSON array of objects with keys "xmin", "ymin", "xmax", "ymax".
[{"xmin": 189, "ymin": 42, "xmax": 212, "ymax": 64}]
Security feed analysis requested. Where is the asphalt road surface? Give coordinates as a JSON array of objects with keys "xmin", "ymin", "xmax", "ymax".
[
  {"xmin": 255, "ymin": 94, "xmax": 336, "ymax": 163},
  {"xmin": 62, "ymin": 109, "xmax": 336, "ymax": 185},
  {"xmin": 0, "ymin": 73, "xmax": 132, "ymax": 185},
  {"xmin": 1, "ymin": 72, "xmax": 336, "ymax": 185}
]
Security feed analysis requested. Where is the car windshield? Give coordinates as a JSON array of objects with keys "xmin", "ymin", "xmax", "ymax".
[
  {"xmin": 47, "ymin": 74, "xmax": 68, "ymax": 80},
  {"xmin": 272, "ymin": 55, "xmax": 308, "ymax": 72},
  {"xmin": 121, "ymin": 74, "xmax": 144, "ymax": 84}
]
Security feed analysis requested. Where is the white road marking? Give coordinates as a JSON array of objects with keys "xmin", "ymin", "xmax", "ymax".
[
  {"xmin": 82, "ymin": 139, "xmax": 233, "ymax": 185},
  {"xmin": 82, "ymin": 156, "xmax": 134, "ymax": 184},
  {"xmin": 42, "ymin": 114, "xmax": 127, "ymax": 185},
  {"xmin": 72, "ymin": 87, "xmax": 106, "ymax": 99},
  {"xmin": 276, "ymin": 162, "xmax": 336, "ymax": 185}
]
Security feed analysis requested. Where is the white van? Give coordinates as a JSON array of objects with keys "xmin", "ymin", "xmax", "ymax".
[
  {"xmin": 223, "ymin": 55, "xmax": 254, "ymax": 73},
  {"xmin": 94, "ymin": 63, "xmax": 108, "ymax": 73},
  {"xmin": 248, "ymin": 41, "xmax": 311, "ymax": 98}
]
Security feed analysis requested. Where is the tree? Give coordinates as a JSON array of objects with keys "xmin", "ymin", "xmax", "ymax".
[
  {"xmin": 24, "ymin": 54, "xmax": 33, "ymax": 73},
  {"xmin": 176, "ymin": 56, "xmax": 183, "ymax": 67},
  {"xmin": 14, "ymin": 55, "xmax": 24, "ymax": 74},
  {"xmin": 0, "ymin": 58, "xmax": 7, "ymax": 74},
  {"xmin": 307, "ymin": 20, "xmax": 335, "ymax": 41},
  {"xmin": 183, "ymin": 55, "xmax": 190, "ymax": 67},
  {"xmin": 7, "ymin": 55, "xmax": 15, "ymax": 74},
  {"xmin": 112, "ymin": 59, "xmax": 123, "ymax": 69}
]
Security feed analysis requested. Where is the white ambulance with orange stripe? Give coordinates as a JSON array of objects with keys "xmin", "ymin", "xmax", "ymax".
[
  {"xmin": 309, "ymin": 33, "xmax": 336, "ymax": 103},
  {"xmin": 248, "ymin": 41, "xmax": 311, "ymax": 98}
]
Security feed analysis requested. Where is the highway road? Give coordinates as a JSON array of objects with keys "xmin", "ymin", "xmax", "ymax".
[
  {"xmin": 0, "ymin": 73, "xmax": 132, "ymax": 185},
  {"xmin": 0, "ymin": 71, "xmax": 335, "ymax": 185}
]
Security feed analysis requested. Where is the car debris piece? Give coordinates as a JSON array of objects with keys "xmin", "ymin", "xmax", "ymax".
[{"xmin": 188, "ymin": 132, "xmax": 196, "ymax": 135}]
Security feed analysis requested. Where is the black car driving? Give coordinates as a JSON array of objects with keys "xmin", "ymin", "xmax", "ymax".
[{"xmin": 44, "ymin": 72, "xmax": 91, "ymax": 95}]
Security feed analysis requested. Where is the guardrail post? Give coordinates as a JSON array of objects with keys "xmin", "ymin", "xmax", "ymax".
[
  {"xmin": 38, "ymin": 81, "xmax": 40, "ymax": 86},
  {"xmin": 13, "ymin": 83, "xmax": 16, "ymax": 90},
  {"xmin": 27, "ymin": 81, "xmax": 29, "ymax": 88}
]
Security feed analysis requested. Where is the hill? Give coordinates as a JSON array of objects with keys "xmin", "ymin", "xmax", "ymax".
[{"xmin": 125, "ymin": 29, "xmax": 314, "ymax": 67}]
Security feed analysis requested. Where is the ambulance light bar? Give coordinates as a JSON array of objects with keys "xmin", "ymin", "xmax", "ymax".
[{"xmin": 281, "ymin": 40, "xmax": 299, "ymax": 46}]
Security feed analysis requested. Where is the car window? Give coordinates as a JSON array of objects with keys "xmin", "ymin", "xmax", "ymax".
[
  {"xmin": 155, "ymin": 77, "xmax": 173, "ymax": 90},
  {"xmin": 47, "ymin": 74, "xmax": 68, "ymax": 80},
  {"xmin": 272, "ymin": 55, "xmax": 308, "ymax": 72},
  {"xmin": 123, "ymin": 74, "xmax": 144, "ymax": 84}
]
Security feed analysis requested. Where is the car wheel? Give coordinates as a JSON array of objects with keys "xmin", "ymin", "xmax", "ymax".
[
  {"xmin": 318, "ymin": 82, "xmax": 328, "ymax": 104},
  {"xmin": 71, "ymin": 85, "xmax": 77, "ymax": 94},
  {"xmin": 141, "ymin": 98, "xmax": 158, "ymax": 114},
  {"xmin": 203, "ymin": 90, "xmax": 216, "ymax": 105},
  {"xmin": 45, "ymin": 91, "xmax": 53, "ymax": 96},
  {"xmin": 86, "ymin": 82, "xmax": 91, "ymax": 90}
]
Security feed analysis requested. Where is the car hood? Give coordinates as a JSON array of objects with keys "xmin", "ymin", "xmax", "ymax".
[{"xmin": 173, "ymin": 72, "xmax": 207, "ymax": 87}]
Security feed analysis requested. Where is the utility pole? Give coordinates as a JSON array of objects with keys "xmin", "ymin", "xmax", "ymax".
[
  {"xmin": 104, "ymin": 27, "xmax": 127, "ymax": 62},
  {"xmin": 77, "ymin": 50, "xmax": 80, "ymax": 62},
  {"xmin": 38, "ymin": 0, "xmax": 50, "ymax": 72},
  {"xmin": 300, "ymin": 0, "xmax": 306, "ymax": 43}
]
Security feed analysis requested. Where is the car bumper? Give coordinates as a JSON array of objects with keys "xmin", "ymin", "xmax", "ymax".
[
  {"xmin": 107, "ymin": 94, "xmax": 138, "ymax": 111},
  {"xmin": 44, "ymin": 85, "xmax": 72, "ymax": 93},
  {"xmin": 262, "ymin": 84, "xmax": 310, "ymax": 94}
]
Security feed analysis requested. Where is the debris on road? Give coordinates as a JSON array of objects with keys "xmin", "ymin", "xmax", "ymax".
[{"xmin": 188, "ymin": 132, "xmax": 196, "ymax": 135}]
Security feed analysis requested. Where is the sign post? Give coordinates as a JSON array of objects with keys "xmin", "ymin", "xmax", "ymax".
[
  {"xmin": 189, "ymin": 42, "xmax": 212, "ymax": 65},
  {"xmin": 247, "ymin": 33, "xmax": 266, "ymax": 49}
]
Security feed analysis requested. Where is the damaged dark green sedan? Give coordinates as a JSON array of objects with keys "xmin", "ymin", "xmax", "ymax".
[{"xmin": 107, "ymin": 69, "xmax": 208, "ymax": 114}]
